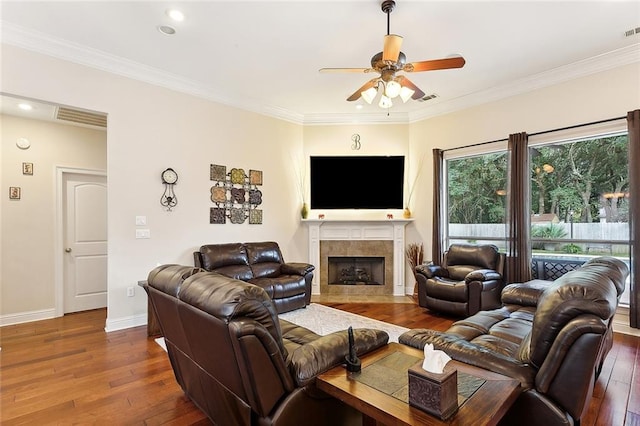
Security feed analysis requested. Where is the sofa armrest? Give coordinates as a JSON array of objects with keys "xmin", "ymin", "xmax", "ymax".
[
  {"xmin": 288, "ymin": 328, "xmax": 389, "ymax": 387},
  {"xmin": 464, "ymin": 269, "xmax": 501, "ymax": 283},
  {"xmin": 282, "ymin": 262, "xmax": 315, "ymax": 277},
  {"xmin": 501, "ymin": 280, "xmax": 552, "ymax": 307},
  {"xmin": 416, "ymin": 263, "xmax": 447, "ymax": 279}
]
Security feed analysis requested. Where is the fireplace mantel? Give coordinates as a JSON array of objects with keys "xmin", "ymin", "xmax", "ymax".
[{"xmin": 303, "ymin": 219, "xmax": 413, "ymax": 296}]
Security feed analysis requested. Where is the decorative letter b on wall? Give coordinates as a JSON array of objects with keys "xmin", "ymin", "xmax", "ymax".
[{"xmin": 209, "ymin": 164, "xmax": 263, "ymax": 224}]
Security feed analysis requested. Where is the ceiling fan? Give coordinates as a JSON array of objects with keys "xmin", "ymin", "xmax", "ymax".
[{"xmin": 320, "ymin": 0, "xmax": 465, "ymax": 108}]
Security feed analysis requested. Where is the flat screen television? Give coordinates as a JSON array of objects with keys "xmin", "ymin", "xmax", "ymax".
[{"xmin": 310, "ymin": 156, "xmax": 405, "ymax": 209}]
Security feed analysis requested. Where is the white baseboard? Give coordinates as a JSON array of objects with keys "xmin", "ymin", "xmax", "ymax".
[
  {"xmin": 0, "ymin": 308, "xmax": 56, "ymax": 326},
  {"xmin": 104, "ymin": 313, "xmax": 147, "ymax": 333}
]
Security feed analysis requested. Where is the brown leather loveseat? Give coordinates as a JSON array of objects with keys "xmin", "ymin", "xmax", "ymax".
[
  {"xmin": 400, "ymin": 257, "xmax": 629, "ymax": 426},
  {"xmin": 194, "ymin": 241, "xmax": 314, "ymax": 313},
  {"xmin": 142, "ymin": 264, "xmax": 389, "ymax": 426}
]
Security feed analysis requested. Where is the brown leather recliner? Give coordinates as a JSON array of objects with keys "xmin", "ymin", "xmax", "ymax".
[
  {"xmin": 194, "ymin": 241, "xmax": 314, "ymax": 314},
  {"xmin": 400, "ymin": 256, "xmax": 629, "ymax": 426},
  {"xmin": 142, "ymin": 264, "xmax": 389, "ymax": 426},
  {"xmin": 416, "ymin": 244, "xmax": 505, "ymax": 317}
]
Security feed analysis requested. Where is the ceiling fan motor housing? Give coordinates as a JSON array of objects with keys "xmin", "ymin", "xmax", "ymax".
[{"xmin": 371, "ymin": 51, "xmax": 406, "ymax": 70}]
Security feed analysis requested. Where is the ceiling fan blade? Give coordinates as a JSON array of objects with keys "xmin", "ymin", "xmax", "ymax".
[
  {"xmin": 382, "ymin": 34, "xmax": 403, "ymax": 62},
  {"xmin": 347, "ymin": 78, "xmax": 379, "ymax": 101},
  {"xmin": 396, "ymin": 76, "xmax": 425, "ymax": 100},
  {"xmin": 319, "ymin": 67, "xmax": 372, "ymax": 74},
  {"xmin": 404, "ymin": 56, "xmax": 466, "ymax": 72}
]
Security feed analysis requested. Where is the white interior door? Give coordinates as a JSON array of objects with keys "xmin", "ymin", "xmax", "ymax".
[{"xmin": 64, "ymin": 173, "xmax": 107, "ymax": 313}]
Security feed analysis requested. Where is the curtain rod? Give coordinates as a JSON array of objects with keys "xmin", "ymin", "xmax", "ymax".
[{"xmin": 442, "ymin": 115, "xmax": 627, "ymax": 153}]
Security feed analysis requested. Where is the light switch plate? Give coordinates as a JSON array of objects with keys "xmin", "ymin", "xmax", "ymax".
[
  {"xmin": 135, "ymin": 229, "xmax": 151, "ymax": 239},
  {"xmin": 135, "ymin": 216, "xmax": 147, "ymax": 226}
]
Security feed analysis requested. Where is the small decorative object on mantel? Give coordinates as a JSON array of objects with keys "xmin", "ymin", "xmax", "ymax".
[
  {"xmin": 9, "ymin": 186, "xmax": 21, "ymax": 200},
  {"xmin": 209, "ymin": 163, "xmax": 263, "ymax": 224},
  {"xmin": 403, "ymin": 207, "xmax": 411, "ymax": 218},
  {"xmin": 160, "ymin": 168, "xmax": 178, "ymax": 211},
  {"xmin": 22, "ymin": 162, "xmax": 33, "ymax": 175},
  {"xmin": 387, "ymin": 214, "xmax": 394, "ymax": 219},
  {"xmin": 318, "ymin": 214, "xmax": 325, "ymax": 219},
  {"xmin": 408, "ymin": 344, "xmax": 457, "ymax": 420},
  {"xmin": 301, "ymin": 202, "xmax": 309, "ymax": 219}
]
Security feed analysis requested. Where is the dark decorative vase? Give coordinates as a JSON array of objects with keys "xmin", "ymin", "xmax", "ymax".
[{"xmin": 301, "ymin": 203, "xmax": 309, "ymax": 219}]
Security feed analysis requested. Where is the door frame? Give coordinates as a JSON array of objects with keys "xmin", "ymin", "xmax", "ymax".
[{"xmin": 54, "ymin": 167, "xmax": 107, "ymax": 317}]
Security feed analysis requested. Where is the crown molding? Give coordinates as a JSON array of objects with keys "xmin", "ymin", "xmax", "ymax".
[
  {"xmin": 3, "ymin": 22, "xmax": 638, "ymax": 127},
  {"xmin": 407, "ymin": 43, "xmax": 640, "ymax": 123},
  {"xmin": 1, "ymin": 22, "xmax": 305, "ymax": 124}
]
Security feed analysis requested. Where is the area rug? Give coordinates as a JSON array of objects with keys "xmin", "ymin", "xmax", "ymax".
[
  {"xmin": 280, "ymin": 303, "xmax": 409, "ymax": 343},
  {"xmin": 155, "ymin": 303, "xmax": 409, "ymax": 351}
]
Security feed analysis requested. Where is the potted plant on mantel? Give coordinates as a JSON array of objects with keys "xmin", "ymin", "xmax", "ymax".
[{"xmin": 405, "ymin": 242, "xmax": 424, "ymax": 300}]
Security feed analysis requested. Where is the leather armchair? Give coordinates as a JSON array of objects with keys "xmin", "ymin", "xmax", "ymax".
[
  {"xmin": 416, "ymin": 244, "xmax": 505, "ymax": 317},
  {"xmin": 401, "ymin": 256, "xmax": 629, "ymax": 426},
  {"xmin": 142, "ymin": 264, "xmax": 389, "ymax": 426}
]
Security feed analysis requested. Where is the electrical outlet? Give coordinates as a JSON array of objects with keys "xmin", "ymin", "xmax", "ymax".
[{"xmin": 127, "ymin": 286, "xmax": 135, "ymax": 297}]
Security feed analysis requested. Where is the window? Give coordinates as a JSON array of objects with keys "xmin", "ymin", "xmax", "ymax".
[
  {"xmin": 529, "ymin": 132, "xmax": 631, "ymax": 305},
  {"xmin": 445, "ymin": 149, "xmax": 508, "ymax": 249}
]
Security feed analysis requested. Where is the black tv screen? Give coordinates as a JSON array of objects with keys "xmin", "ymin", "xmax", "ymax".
[{"xmin": 310, "ymin": 156, "xmax": 405, "ymax": 209}]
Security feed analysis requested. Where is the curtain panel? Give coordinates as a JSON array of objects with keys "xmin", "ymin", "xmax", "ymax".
[
  {"xmin": 506, "ymin": 132, "xmax": 532, "ymax": 284},
  {"xmin": 628, "ymin": 109, "xmax": 639, "ymax": 328},
  {"xmin": 432, "ymin": 149, "xmax": 444, "ymax": 265}
]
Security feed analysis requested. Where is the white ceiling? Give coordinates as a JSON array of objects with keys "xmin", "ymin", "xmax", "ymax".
[{"xmin": 1, "ymin": 0, "xmax": 639, "ymax": 125}]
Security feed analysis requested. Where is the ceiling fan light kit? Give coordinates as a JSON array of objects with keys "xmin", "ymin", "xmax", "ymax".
[{"xmin": 320, "ymin": 0, "xmax": 465, "ymax": 110}]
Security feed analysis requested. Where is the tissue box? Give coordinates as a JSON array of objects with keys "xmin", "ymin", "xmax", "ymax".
[{"xmin": 408, "ymin": 362, "xmax": 458, "ymax": 420}]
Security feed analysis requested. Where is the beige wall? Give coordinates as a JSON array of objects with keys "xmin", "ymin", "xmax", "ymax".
[
  {"xmin": 1, "ymin": 44, "xmax": 304, "ymax": 329},
  {"xmin": 1, "ymin": 42, "xmax": 638, "ymax": 327},
  {"xmin": 1, "ymin": 115, "xmax": 107, "ymax": 316},
  {"xmin": 406, "ymin": 63, "xmax": 640, "ymax": 260}
]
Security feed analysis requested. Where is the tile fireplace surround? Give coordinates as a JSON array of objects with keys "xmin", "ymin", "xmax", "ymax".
[{"xmin": 304, "ymin": 219, "xmax": 412, "ymax": 296}]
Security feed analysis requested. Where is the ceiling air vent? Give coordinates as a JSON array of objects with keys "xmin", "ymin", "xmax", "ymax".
[
  {"xmin": 417, "ymin": 93, "xmax": 439, "ymax": 102},
  {"xmin": 624, "ymin": 27, "xmax": 640, "ymax": 37},
  {"xmin": 56, "ymin": 106, "xmax": 107, "ymax": 128}
]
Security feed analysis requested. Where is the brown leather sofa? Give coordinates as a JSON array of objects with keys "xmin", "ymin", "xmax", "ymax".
[
  {"xmin": 193, "ymin": 241, "xmax": 314, "ymax": 314},
  {"xmin": 416, "ymin": 244, "xmax": 505, "ymax": 317},
  {"xmin": 400, "ymin": 256, "xmax": 629, "ymax": 426},
  {"xmin": 142, "ymin": 264, "xmax": 389, "ymax": 426}
]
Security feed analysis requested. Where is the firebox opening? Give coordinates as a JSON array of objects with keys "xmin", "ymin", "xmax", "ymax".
[{"xmin": 327, "ymin": 256, "xmax": 385, "ymax": 285}]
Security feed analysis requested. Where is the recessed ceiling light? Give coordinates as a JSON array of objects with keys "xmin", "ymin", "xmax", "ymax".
[
  {"xmin": 166, "ymin": 9, "xmax": 185, "ymax": 22},
  {"xmin": 18, "ymin": 103, "xmax": 33, "ymax": 111},
  {"xmin": 158, "ymin": 25, "xmax": 176, "ymax": 35},
  {"xmin": 356, "ymin": 104, "xmax": 363, "ymax": 110}
]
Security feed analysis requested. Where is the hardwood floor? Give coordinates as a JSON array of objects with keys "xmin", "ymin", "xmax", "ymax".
[{"xmin": 1, "ymin": 303, "xmax": 638, "ymax": 425}]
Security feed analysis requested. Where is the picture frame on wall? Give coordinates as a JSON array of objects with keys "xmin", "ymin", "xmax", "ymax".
[
  {"xmin": 22, "ymin": 162, "xmax": 33, "ymax": 175},
  {"xmin": 9, "ymin": 187, "xmax": 21, "ymax": 200}
]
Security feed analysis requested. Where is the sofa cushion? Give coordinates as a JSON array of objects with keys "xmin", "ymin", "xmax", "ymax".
[
  {"xmin": 447, "ymin": 244, "xmax": 500, "ymax": 270},
  {"xmin": 246, "ymin": 242, "xmax": 284, "ymax": 278},
  {"xmin": 446, "ymin": 265, "xmax": 480, "ymax": 281},
  {"xmin": 425, "ymin": 277, "xmax": 468, "ymax": 301},
  {"xmin": 179, "ymin": 271, "xmax": 287, "ymax": 358},
  {"xmin": 250, "ymin": 275, "xmax": 306, "ymax": 299}
]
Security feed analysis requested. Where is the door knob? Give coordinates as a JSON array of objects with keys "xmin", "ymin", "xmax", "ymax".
[{"xmin": 65, "ymin": 248, "xmax": 72, "ymax": 253}]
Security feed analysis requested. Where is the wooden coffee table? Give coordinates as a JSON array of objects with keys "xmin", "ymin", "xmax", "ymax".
[{"xmin": 317, "ymin": 343, "xmax": 520, "ymax": 426}]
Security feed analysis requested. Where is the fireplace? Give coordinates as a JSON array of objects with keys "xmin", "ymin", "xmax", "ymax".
[
  {"xmin": 328, "ymin": 256, "xmax": 385, "ymax": 285},
  {"xmin": 305, "ymin": 218, "xmax": 412, "ymax": 296}
]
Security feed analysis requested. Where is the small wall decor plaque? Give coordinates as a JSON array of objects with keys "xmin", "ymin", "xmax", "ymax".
[
  {"xmin": 22, "ymin": 162, "xmax": 33, "ymax": 175},
  {"xmin": 9, "ymin": 187, "xmax": 21, "ymax": 200},
  {"xmin": 209, "ymin": 163, "xmax": 263, "ymax": 224}
]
